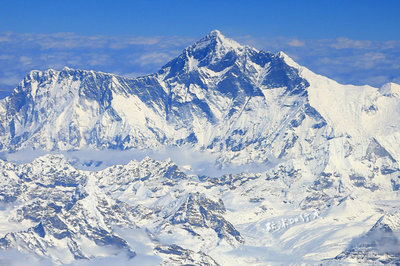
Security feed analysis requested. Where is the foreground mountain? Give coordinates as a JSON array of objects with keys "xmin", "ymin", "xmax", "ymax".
[
  {"xmin": 0, "ymin": 152, "xmax": 398, "ymax": 265},
  {"xmin": 0, "ymin": 155, "xmax": 230, "ymax": 265},
  {"xmin": 0, "ymin": 31, "xmax": 400, "ymax": 264}
]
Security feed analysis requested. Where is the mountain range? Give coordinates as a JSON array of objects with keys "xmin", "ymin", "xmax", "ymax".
[{"xmin": 0, "ymin": 30, "xmax": 399, "ymax": 265}]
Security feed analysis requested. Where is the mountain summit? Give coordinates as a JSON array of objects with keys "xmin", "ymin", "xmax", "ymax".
[{"xmin": 186, "ymin": 29, "xmax": 244, "ymax": 59}]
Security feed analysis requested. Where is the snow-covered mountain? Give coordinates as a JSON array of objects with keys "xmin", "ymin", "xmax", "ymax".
[
  {"xmin": 0, "ymin": 155, "xmax": 227, "ymax": 264},
  {"xmin": 0, "ymin": 151, "xmax": 398, "ymax": 265},
  {"xmin": 0, "ymin": 30, "xmax": 400, "ymax": 264},
  {"xmin": 0, "ymin": 30, "xmax": 324, "ymax": 166}
]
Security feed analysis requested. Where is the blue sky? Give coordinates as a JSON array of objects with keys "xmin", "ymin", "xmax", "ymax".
[
  {"xmin": 0, "ymin": 0, "xmax": 399, "ymax": 98},
  {"xmin": 2, "ymin": 0, "xmax": 399, "ymax": 40}
]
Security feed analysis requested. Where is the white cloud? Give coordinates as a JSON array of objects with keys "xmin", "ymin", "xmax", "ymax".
[
  {"xmin": 0, "ymin": 76, "xmax": 21, "ymax": 86},
  {"xmin": 330, "ymin": 37, "xmax": 372, "ymax": 49},
  {"xmin": 288, "ymin": 39, "xmax": 305, "ymax": 47},
  {"xmin": 19, "ymin": 56, "xmax": 32, "ymax": 66},
  {"xmin": 134, "ymin": 52, "xmax": 174, "ymax": 66},
  {"xmin": 0, "ymin": 55, "xmax": 14, "ymax": 60},
  {"xmin": 121, "ymin": 72, "xmax": 147, "ymax": 78},
  {"xmin": 363, "ymin": 75, "xmax": 392, "ymax": 86},
  {"xmin": 87, "ymin": 54, "xmax": 111, "ymax": 66}
]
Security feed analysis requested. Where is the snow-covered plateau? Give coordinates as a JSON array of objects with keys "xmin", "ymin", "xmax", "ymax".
[{"xmin": 0, "ymin": 30, "xmax": 399, "ymax": 265}]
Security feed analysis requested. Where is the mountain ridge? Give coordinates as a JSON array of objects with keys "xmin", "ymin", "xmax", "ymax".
[{"xmin": 0, "ymin": 30, "xmax": 321, "ymax": 168}]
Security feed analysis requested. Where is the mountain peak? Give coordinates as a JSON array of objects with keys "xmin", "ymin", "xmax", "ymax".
[
  {"xmin": 189, "ymin": 30, "xmax": 244, "ymax": 54},
  {"xmin": 159, "ymin": 30, "xmax": 249, "ymax": 77},
  {"xmin": 207, "ymin": 29, "xmax": 223, "ymax": 38}
]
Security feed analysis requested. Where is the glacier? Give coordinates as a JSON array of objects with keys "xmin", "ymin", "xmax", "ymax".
[{"xmin": 0, "ymin": 30, "xmax": 399, "ymax": 265}]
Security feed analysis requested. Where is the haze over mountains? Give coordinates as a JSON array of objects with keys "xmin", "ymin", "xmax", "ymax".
[{"xmin": 0, "ymin": 30, "xmax": 399, "ymax": 265}]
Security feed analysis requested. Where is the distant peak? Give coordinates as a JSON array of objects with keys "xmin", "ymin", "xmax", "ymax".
[
  {"xmin": 381, "ymin": 82, "xmax": 400, "ymax": 90},
  {"xmin": 380, "ymin": 82, "xmax": 400, "ymax": 97}
]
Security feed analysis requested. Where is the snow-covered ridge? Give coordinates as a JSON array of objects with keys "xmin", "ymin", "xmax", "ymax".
[
  {"xmin": 0, "ymin": 153, "xmax": 399, "ymax": 264},
  {"xmin": 281, "ymin": 51, "xmax": 400, "ymax": 160}
]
